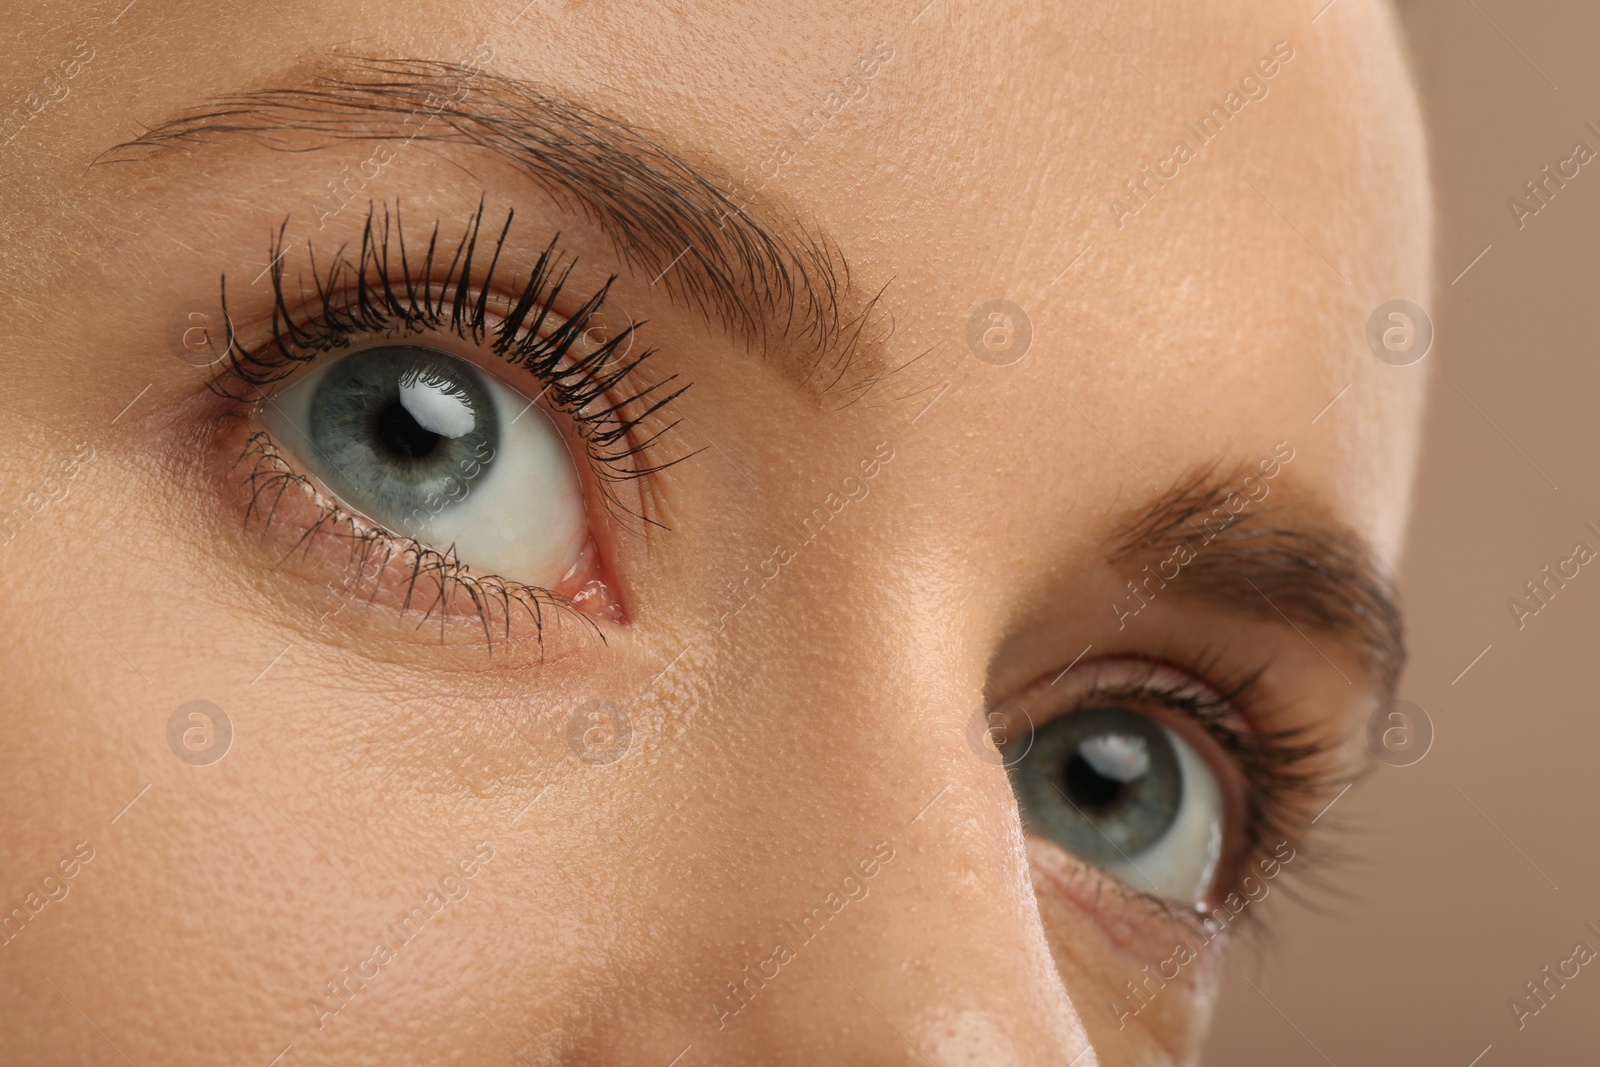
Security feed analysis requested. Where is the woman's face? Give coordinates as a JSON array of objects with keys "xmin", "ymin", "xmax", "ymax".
[{"xmin": 0, "ymin": 0, "xmax": 1428, "ymax": 1063}]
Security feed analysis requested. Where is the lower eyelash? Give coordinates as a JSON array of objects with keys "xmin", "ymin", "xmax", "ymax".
[{"xmin": 231, "ymin": 429, "xmax": 594, "ymax": 653}]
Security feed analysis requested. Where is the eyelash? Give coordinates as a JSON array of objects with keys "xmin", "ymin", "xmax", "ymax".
[
  {"xmin": 218, "ymin": 199, "xmax": 689, "ymax": 496},
  {"xmin": 207, "ymin": 200, "xmax": 692, "ymax": 647},
  {"xmin": 232, "ymin": 429, "xmax": 567, "ymax": 649},
  {"xmin": 1039, "ymin": 654, "xmax": 1338, "ymax": 932}
]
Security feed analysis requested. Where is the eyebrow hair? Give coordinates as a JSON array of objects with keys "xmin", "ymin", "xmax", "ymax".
[
  {"xmin": 97, "ymin": 57, "xmax": 881, "ymax": 395},
  {"xmin": 1108, "ymin": 465, "xmax": 1406, "ymax": 696}
]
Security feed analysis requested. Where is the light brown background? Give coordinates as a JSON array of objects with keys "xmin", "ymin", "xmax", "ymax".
[{"xmin": 1204, "ymin": 1, "xmax": 1600, "ymax": 1063}]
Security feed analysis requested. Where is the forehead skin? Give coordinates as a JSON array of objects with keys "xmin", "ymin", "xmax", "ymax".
[{"xmin": 0, "ymin": 1, "xmax": 1427, "ymax": 1066}]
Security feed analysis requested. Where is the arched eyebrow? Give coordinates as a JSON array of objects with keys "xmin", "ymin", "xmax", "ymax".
[
  {"xmin": 1109, "ymin": 465, "xmax": 1407, "ymax": 697},
  {"xmin": 96, "ymin": 56, "xmax": 876, "ymax": 395}
]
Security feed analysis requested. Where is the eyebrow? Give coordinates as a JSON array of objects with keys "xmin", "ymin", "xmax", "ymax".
[
  {"xmin": 1107, "ymin": 465, "xmax": 1406, "ymax": 696},
  {"xmin": 97, "ymin": 57, "xmax": 878, "ymax": 394}
]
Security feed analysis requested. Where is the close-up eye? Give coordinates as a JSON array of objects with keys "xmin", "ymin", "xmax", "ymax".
[
  {"xmin": 204, "ymin": 206, "xmax": 686, "ymax": 638},
  {"xmin": 1007, "ymin": 702, "xmax": 1225, "ymax": 907},
  {"xmin": 995, "ymin": 657, "xmax": 1321, "ymax": 922},
  {"xmin": 261, "ymin": 343, "xmax": 588, "ymax": 591}
]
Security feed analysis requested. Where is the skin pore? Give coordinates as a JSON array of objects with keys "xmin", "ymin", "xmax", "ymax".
[{"xmin": 0, "ymin": 0, "xmax": 1428, "ymax": 1064}]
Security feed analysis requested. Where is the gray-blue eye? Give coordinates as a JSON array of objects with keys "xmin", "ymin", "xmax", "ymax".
[
  {"xmin": 1007, "ymin": 704, "xmax": 1224, "ymax": 905},
  {"xmin": 263, "ymin": 344, "xmax": 589, "ymax": 588},
  {"xmin": 306, "ymin": 345, "xmax": 499, "ymax": 508}
]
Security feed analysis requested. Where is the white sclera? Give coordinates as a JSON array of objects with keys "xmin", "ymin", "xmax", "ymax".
[
  {"xmin": 263, "ymin": 352, "xmax": 589, "ymax": 590},
  {"xmin": 1101, "ymin": 727, "xmax": 1225, "ymax": 905}
]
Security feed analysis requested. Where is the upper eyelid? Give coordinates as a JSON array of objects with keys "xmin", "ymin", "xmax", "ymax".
[
  {"xmin": 208, "ymin": 203, "xmax": 694, "ymax": 526},
  {"xmin": 212, "ymin": 206, "xmax": 626, "ymax": 384},
  {"xmin": 1104, "ymin": 464, "xmax": 1405, "ymax": 698},
  {"xmin": 227, "ymin": 297, "xmax": 612, "ymax": 407},
  {"xmin": 214, "ymin": 203, "xmax": 661, "ymax": 418},
  {"xmin": 97, "ymin": 56, "xmax": 865, "ymax": 395},
  {"xmin": 1006, "ymin": 657, "xmax": 1249, "ymax": 726}
]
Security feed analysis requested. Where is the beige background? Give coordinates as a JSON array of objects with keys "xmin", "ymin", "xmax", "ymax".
[{"xmin": 1204, "ymin": 1, "xmax": 1600, "ymax": 1063}]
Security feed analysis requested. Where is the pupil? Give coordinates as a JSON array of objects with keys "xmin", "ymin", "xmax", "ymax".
[
  {"xmin": 1064, "ymin": 749, "xmax": 1134, "ymax": 811},
  {"xmin": 375, "ymin": 400, "xmax": 443, "ymax": 460}
]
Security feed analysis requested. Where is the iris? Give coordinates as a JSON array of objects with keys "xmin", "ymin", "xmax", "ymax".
[
  {"xmin": 303, "ymin": 345, "xmax": 499, "ymax": 526},
  {"xmin": 1007, "ymin": 703, "xmax": 1224, "ymax": 903}
]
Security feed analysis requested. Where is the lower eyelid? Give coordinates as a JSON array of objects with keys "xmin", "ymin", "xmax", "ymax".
[
  {"xmin": 1022, "ymin": 836, "xmax": 1216, "ymax": 952},
  {"xmin": 217, "ymin": 424, "xmax": 612, "ymax": 650}
]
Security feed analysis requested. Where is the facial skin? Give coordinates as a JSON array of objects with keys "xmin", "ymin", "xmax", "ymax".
[{"xmin": 0, "ymin": 1, "xmax": 1428, "ymax": 1064}]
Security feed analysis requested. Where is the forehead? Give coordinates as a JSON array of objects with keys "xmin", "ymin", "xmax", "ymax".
[{"xmin": 481, "ymin": 0, "xmax": 1429, "ymax": 556}]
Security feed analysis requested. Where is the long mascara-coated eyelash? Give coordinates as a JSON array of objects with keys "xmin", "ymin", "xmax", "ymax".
[{"xmin": 212, "ymin": 199, "xmax": 691, "ymax": 508}]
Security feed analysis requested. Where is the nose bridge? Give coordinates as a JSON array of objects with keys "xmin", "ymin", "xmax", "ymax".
[
  {"xmin": 629, "ymin": 603, "xmax": 1096, "ymax": 1065},
  {"xmin": 672, "ymin": 756, "xmax": 1096, "ymax": 1065}
]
